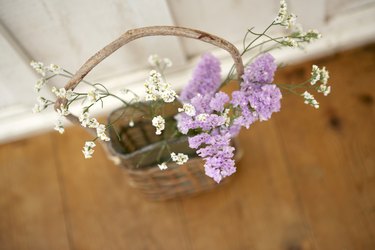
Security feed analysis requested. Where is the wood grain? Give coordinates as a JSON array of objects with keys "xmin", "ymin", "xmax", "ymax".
[
  {"xmin": 0, "ymin": 134, "xmax": 70, "ymax": 250},
  {"xmin": 0, "ymin": 44, "xmax": 374, "ymax": 249}
]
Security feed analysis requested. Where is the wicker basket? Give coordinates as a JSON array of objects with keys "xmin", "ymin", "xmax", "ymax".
[
  {"xmin": 56, "ymin": 26, "xmax": 245, "ymax": 201},
  {"xmin": 106, "ymin": 102, "xmax": 242, "ymax": 201}
]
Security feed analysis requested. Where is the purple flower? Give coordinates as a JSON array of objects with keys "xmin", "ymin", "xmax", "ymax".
[
  {"xmin": 243, "ymin": 53, "xmax": 277, "ymax": 84},
  {"xmin": 194, "ymin": 132, "xmax": 236, "ymax": 183},
  {"xmin": 209, "ymin": 92, "xmax": 229, "ymax": 112},
  {"xmin": 246, "ymin": 83, "xmax": 282, "ymax": 121},
  {"xmin": 190, "ymin": 94, "xmax": 212, "ymax": 114},
  {"xmin": 180, "ymin": 53, "xmax": 221, "ymax": 101},
  {"xmin": 232, "ymin": 53, "xmax": 282, "ymax": 124}
]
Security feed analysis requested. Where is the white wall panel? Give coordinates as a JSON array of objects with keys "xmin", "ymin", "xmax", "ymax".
[
  {"xmin": 167, "ymin": 0, "xmax": 280, "ymax": 57},
  {"xmin": 0, "ymin": 0, "xmax": 186, "ymax": 83}
]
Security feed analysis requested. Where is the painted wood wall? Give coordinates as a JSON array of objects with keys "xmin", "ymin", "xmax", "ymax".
[{"xmin": 0, "ymin": 0, "xmax": 374, "ymax": 141}]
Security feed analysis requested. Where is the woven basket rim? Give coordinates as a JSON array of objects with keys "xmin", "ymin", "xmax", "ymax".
[{"xmin": 107, "ymin": 104, "xmax": 190, "ymax": 160}]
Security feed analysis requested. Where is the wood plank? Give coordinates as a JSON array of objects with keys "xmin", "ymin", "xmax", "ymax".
[
  {"xmin": 0, "ymin": 134, "xmax": 71, "ymax": 250},
  {"xmin": 52, "ymin": 127, "xmax": 190, "ymax": 250},
  {"xmin": 178, "ymin": 120, "xmax": 317, "ymax": 250},
  {"xmin": 273, "ymin": 45, "xmax": 375, "ymax": 249},
  {"xmin": 0, "ymin": 44, "xmax": 374, "ymax": 250}
]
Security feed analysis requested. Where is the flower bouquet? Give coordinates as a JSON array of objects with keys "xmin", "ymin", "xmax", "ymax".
[{"xmin": 31, "ymin": 1, "xmax": 331, "ymax": 200}]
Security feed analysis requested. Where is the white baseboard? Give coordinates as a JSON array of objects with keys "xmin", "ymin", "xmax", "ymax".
[{"xmin": 1, "ymin": 5, "xmax": 374, "ymax": 144}]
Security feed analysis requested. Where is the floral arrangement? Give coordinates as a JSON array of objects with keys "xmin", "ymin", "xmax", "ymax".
[{"xmin": 31, "ymin": 0, "xmax": 331, "ymax": 183}]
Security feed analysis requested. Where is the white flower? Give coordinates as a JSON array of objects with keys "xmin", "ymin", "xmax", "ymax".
[
  {"xmin": 79, "ymin": 111, "xmax": 89, "ymax": 126},
  {"xmin": 144, "ymin": 70, "xmax": 177, "ymax": 103},
  {"xmin": 148, "ymin": 54, "xmax": 173, "ymax": 68},
  {"xmin": 32, "ymin": 97, "xmax": 49, "ymax": 113},
  {"xmin": 320, "ymin": 67, "xmax": 329, "ymax": 84},
  {"xmin": 302, "ymin": 91, "xmax": 319, "ymax": 109},
  {"xmin": 54, "ymin": 118, "xmax": 65, "ymax": 134},
  {"xmin": 302, "ymin": 29, "xmax": 322, "ymax": 42},
  {"xmin": 96, "ymin": 124, "xmax": 110, "ymax": 141},
  {"xmin": 222, "ymin": 108, "xmax": 231, "ymax": 127},
  {"xmin": 287, "ymin": 13, "xmax": 297, "ymax": 28},
  {"xmin": 171, "ymin": 152, "xmax": 189, "ymax": 165},
  {"xmin": 129, "ymin": 120, "xmax": 134, "ymax": 127},
  {"xmin": 178, "ymin": 103, "xmax": 196, "ymax": 116},
  {"xmin": 274, "ymin": 0, "xmax": 297, "ymax": 29},
  {"xmin": 311, "ymin": 65, "xmax": 321, "ymax": 85},
  {"xmin": 34, "ymin": 78, "xmax": 46, "ymax": 92},
  {"xmin": 274, "ymin": 0, "xmax": 287, "ymax": 24},
  {"xmin": 30, "ymin": 61, "xmax": 46, "ymax": 76},
  {"xmin": 148, "ymin": 54, "xmax": 160, "ymax": 67},
  {"xmin": 317, "ymin": 84, "xmax": 331, "ymax": 96},
  {"xmin": 47, "ymin": 64, "xmax": 62, "ymax": 74},
  {"xmin": 87, "ymin": 90, "xmax": 100, "ymax": 104},
  {"xmin": 152, "ymin": 115, "xmax": 165, "ymax": 135},
  {"xmin": 282, "ymin": 37, "xmax": 298, "ymax": 48},
  {"xmin": 79, "ymin": 111, "xmax": 100, "ymax": 128},
  {"xmin": 82, "ymin": 141, "xmax": 96, "ymax": 159},
  {"xmin": 52, "ymin": 87, "xmax": 73, "ymax": 99},
  {"xmin": 158, "ymin": 162, "xmax": 168, "ymax": 170},
  {"xmin": 196, "ymin": 113, "xmax": 208, "ymax": 122},
  {"xmin": 56, "ymin": 104, "xmax": 70, "ymax": 116},
  {"xmin": 163, "ymin": 58, "xmax": 172, "ymax": 68},
  {"xmin": 160, "ymin": 88, "xmax": 177, "ymax": 103}
]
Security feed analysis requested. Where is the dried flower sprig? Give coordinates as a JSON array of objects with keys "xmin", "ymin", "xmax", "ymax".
[{"xmin": 31, "ymin": 0, "xmax": 331, "ymax": 183}]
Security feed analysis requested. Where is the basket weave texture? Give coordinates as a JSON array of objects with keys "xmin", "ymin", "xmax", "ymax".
[{"xmin": 107, "ymin": 102, "xmax": 240, "ymax": 201}]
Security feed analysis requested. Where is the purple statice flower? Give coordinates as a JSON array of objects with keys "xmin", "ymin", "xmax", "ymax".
[
  {"xmin": 194, "ymin": 132, "xmax": 236, "ymax": 183},
  {"xmin": 242, "ymin": 53, "xmax": 277, "ymax": 84},
  {"xmin": 190, "ymin": 94, "xmax": 212, "ymax": 114},
  {"xmin": 245, "ymin": 83, "xmax": 282, "ymax": 121},
  {"xmin": 209, "ymin": 92, "xmax": 229, "ymax": 112},
  {"xmin": 180, "ymin": 53, "xmax": 221, "ymax": 101},
  {"xmin": 232, "ymin": 53, "xmax": 282, "ymax": 125},
  {"xmin": 176, "ymin": 91, "xmax": 230, "ymax": 134}
]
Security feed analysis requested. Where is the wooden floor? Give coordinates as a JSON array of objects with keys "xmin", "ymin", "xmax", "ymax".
[{"xmin": 1, "ymin": 44, "xmax": 375, "ymax": 250}]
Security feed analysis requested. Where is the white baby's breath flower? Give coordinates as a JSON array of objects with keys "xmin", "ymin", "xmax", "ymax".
[
  {"xmin": 317, "ymin": 84, "xmax": 331, "ymax": 96},
  {"xmin": 87, "ymin": 90, "xmax": 100, "ymax": 104},
  {"xmin": 56, "ymin": 104, "xmax": 70, "ymax": 116},
  {"xmin": 52, "ymin": 87, "xmax": 73, "ymax": 100},
  {"xmin": 32, "ymin": 97, "xmax": 49, "ymax": 113},
  {"xmin": 148, "ymin": 54, "xmax": 173, "ymax": 69},
  {"xmin": 160, "ymin": 89, "xmax": 177, "ymax": 103},
  {"xmin": 178, "ymin": 103, "xmax": 196, "ymax": 117},
  {"xmin": 48, "ymin": 64, "xmax": 62, "ymax": 74},
  {"xmin": 79, "ymin": 111, "xmax": 89, "ymax": 126},
  {"xmin": 302, "ymin": 91, "xmax": 319, "ymax": 109},
  {"xmin": 163, "ymin": 58, "xmax": 172, "ymax": 68},
  {"xmin": 222, "ymin": 108, "xmax": 231, "ymax": 127},
  {"xmin": 171, "ymin": 152, "xmax": 189, "ymax": 165},
  {"xmin": 54, "ymin": 117, "xmax": 65, "ymax": 134},
  {"xmin": 158, "ymin": 162, "xmax": 168, "ymax": 170},
  {"xmin": 34, "ymin": 78, "xmax": 46, "ymax": 92},
  {"xmin": 286, "ymin": 13, "xmax": 297, "ymax": 28},
  {"xmin": 96, "ymin": 124, "xmax": 110, "ymax": 141},
  {"xmin": 148, "ymin": 54, "xmax": 160, "ymax": 67},
  {"xmin": 30, "ymin": 61, "xmax": 46, "ymax": 76},
  {"xmin": 274, "ymin": 0, "xmax": 288, "ymax": 24},
  {"xmin": 320, "ymin": 67, "xmax": 329, "ymax": 85},
  {"xmin": 144, "ymin": 70, "xmax": 177, "ymax": 103},
  {"xmin": 311, "ymin": 65, "xmax": 321, "ymax": 85},
  {"xmin": 196, "ymin": 113, "xmax": 208, "ymax": 122},
  {"xmin": 152, "ymin": 115, "xmax": 165, "ymax": 135},
  {"xmin": 82, "ymin": 141, "xmax": 96, "ymax": 159},
  {"xmin": 79, "ymin": 111, "xmax": 100, "ymax": 128},
  {"xmin": 274, "ymin": 0, "xmax": 297, "ymax": 28},
  {"xmin": 281, "ymin": 37, "xmax": 298, "ymax": 48}
]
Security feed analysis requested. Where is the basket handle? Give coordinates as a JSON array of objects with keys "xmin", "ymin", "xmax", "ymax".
[{"xmin": 55, "ymin": 26, "xmax": 244, "ymax": 134}]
